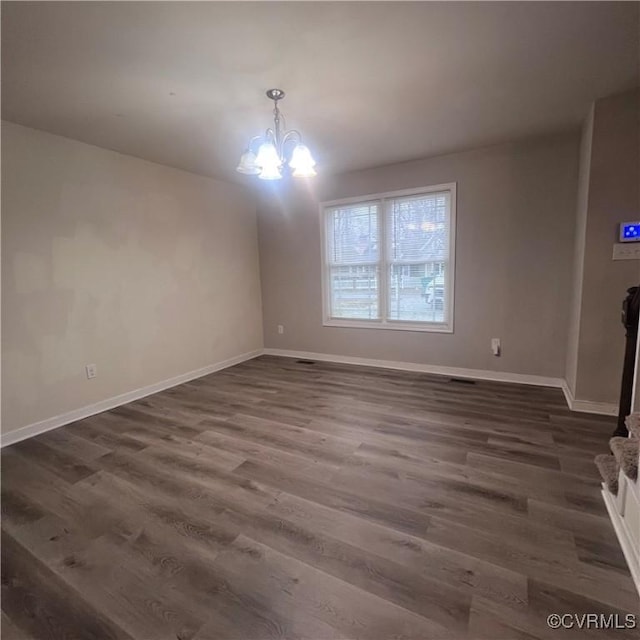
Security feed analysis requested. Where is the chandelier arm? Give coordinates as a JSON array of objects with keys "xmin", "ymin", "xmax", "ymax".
[
  {"xmin": 282, "ymin": 129, "xmax": 302, "ymax": 143},
  {"xmin": 281, "ymin": 130, "xmax": 302, "ymax": 159},
  {"xmin": 247, "ymin": 135, "xmax": 262, "ymax": 152},
  {"xmin": 262, "ymin": 127, "xmax": 284, "ymax": 167}
]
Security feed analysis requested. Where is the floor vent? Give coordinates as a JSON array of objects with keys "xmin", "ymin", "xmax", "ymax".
[
  {"xmin": 448, "ymin": 378, "xmax": 477, "ymax": 384},
  {"xmin": 296, "ymin": 359, "xmax": 316, "ymax": 365}
]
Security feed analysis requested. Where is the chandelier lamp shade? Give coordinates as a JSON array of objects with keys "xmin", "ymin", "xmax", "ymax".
[{"xmin": 236, "ymin": 89, "xmax": 317, "ymax": 180}]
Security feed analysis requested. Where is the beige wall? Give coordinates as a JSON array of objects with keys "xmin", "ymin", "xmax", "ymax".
[
  {"xmin": 565, "ymin": 106, "xmax": 594, "ymax": 396},
  {"xmin": 258, "ymin": 133, "xmax": 579, "ymax": 378},
  {"xmin": 571, "ymin": 89, "xmax": 640, "ymax": 405},
  {"xmin": 2, "ymin": 122, "xmax": 263, "ymax": 435}
]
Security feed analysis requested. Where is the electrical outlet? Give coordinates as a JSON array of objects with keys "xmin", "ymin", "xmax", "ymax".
[
  {"xmin": 85, "ymin": 363, "xmax": 97, "ymax": 379},
  {"xmin": 491, "ymin": 338, "xmax": 501, "ymax": 357},
  {"xmin": 277, "ymin": 325, "xmax": 284, "ymax": 334}
]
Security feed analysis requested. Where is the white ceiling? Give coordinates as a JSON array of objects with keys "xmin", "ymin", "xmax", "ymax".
[{"xmin": 2, "ymin": 2, "xmax": 638, "ymax": 182}]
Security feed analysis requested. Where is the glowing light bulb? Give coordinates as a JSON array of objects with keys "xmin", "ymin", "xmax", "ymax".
[
  {"xmin": 289, "ymin": 144, "xmax": 316, "ymax": 178},
  {"xmin": 236, "ymin": 149, "xmax": 260, "ymax": 175}
]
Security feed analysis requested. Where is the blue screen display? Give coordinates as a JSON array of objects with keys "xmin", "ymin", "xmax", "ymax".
[{"xmin": 621, "ymin": 222, "xmax": 640, "ymax": 242}]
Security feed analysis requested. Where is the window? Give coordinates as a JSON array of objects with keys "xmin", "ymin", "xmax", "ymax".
[{"xmin": 321, "ymin": 183, "xmax": 456, "ymax": 332}]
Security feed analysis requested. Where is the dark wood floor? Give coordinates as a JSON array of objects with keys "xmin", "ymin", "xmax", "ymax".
[{"xmin": 2, "ymin": 355, "xmax": 638, "ymax": 639}]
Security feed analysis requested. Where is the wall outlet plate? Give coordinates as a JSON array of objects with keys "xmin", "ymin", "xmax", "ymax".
[
  {"xmin": 85, "ymin": 363, "xmax": 97, "ymax": 379},
  {"xmin": 612, "ymin": 243, "xmax": 640, "ymax": 260}
]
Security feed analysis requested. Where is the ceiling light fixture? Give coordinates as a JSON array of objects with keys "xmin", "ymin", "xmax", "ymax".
[{"xmin": 236, "ymin": 89, "xmax": 316, "ymax": 180}]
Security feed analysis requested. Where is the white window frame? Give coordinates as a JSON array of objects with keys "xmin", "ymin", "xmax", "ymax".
[{"xmin": 320, "ymin": 183, "xmax": 456, "ymax": 333}]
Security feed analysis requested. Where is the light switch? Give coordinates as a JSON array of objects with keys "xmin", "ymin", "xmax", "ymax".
[{"xmin": 612, "ymin": 243, "xmax": 640, "ymax": 260}]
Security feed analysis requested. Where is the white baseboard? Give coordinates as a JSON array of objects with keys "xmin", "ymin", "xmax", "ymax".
[
  {"xmin": 561, "ymin": 380, "xmax": 618, "ymax": 416},
  {"xmin": 2, "ymin": 346, "xmax": 619, "ymax": 447},
  {"xmin": 265, "ymin": 348, "xmax": 622, "ymax": 416},
  {"xmin": 602, "ymin": 483, "xmax": 640, "ymax": 597},
  {"xmin": 0, "ymin": 349, "xmax": 263, "ymax": 448},
  {"xmin": 263, "ymin": 348, "xmax": 564, "ymax": 389}
]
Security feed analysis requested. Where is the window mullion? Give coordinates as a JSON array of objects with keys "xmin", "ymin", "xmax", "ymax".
[{"xmin": 380, "ymin": 198, "xmax": 388, "ymax": 322}]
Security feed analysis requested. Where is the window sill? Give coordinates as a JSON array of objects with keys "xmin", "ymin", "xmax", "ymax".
[{"xmin": 323, "ymin": 318, "xmax": 453, "ymax": 333}]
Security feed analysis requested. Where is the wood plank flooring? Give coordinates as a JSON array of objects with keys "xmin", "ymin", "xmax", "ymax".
[{"xmin": 2, "ymin": 355, "xmax": 638, "ymax": 639}]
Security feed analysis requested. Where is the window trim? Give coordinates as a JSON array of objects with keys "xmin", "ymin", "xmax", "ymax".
[{"xmin": 320, "ymin": 183, "xmax": 456, "ymax": 333}]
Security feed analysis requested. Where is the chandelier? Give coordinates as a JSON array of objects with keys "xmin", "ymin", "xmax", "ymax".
[{"xmin": 236, "ymin": 89, "xmax": 316, "ymax": 180}]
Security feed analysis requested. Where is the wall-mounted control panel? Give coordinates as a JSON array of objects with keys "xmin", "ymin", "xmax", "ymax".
[{"xmin": 619, "ymin": 221, "xmax": 640, "ymax": 242}]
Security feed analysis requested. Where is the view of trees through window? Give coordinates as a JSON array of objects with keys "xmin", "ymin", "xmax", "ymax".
[{"xmin": 324, "ymin": 189, "xmax": 452, "ymax": 327}]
